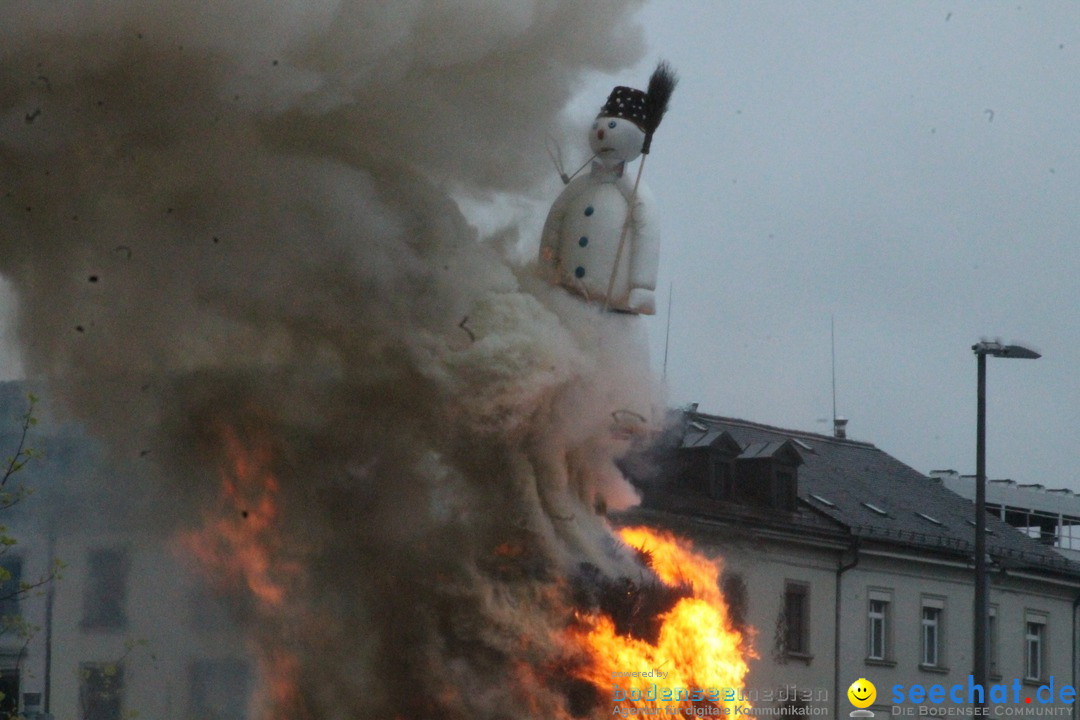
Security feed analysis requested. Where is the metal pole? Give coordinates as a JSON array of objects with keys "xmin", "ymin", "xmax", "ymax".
[{"xmin": 974, "ymin": 351, "xmax": 988, "ymax": 707}]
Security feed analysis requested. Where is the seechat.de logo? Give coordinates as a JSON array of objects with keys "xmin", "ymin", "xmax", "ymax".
[{"xmin": 848, "ymin": 678, "xmax": 877, "ymax": 718}]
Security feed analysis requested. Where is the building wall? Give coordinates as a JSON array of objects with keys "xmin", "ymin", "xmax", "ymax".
[
  {"xmin": 700, "ymin": 534, "xmax": 842, "ymax": 695},
  {"xmin": 627, "ymin": 508, "xmax": 1080, "ymax": 717},
  {"xmin": 992, "ymin": 572, "xmax": 1078, "ymax": 692},
  {"xmin": 839, "ymin": 551, "xmax": 1078, "ymax": 713},
  {"xmin": 839, "ymin": 553, "xmax": 977, "ymax": 696},
  {"xmin": 35, "ymin": 533, "xmax": 252, "ymax": 720},
  {"xmin": 0, "ymin": 384, "xmax": 254, "ymax": 720}
]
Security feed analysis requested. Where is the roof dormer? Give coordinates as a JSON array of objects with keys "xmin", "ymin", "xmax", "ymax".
[
  {"xmin": 732, "ymin": 440, "xmax": 804, "ymax": 511},
  {"xmin": 677, "ymin": 430, "xmax": 741, "ymax": 498},
  {"xmin": 676, "ymin": 428, "xmax": 804, "ymax": 510}
]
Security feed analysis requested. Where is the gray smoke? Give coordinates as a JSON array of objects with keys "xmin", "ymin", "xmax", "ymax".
[{"xmin": 0, "ymin": 2, "xmax": 662, "ymax": 717}]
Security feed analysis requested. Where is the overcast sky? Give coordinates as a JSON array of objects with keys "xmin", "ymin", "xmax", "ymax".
[
  {"xmin": 578, "ymin": 2, "xmax": 1079, "ymax": 488},
  {"xmin": 2, "ymin": 2, "xmax": 1077, "ymax": 491}
]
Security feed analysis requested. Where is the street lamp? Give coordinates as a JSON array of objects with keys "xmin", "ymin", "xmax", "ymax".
[{"xmin": 973, "ymin": 341, "xmax": 1040, "ymax": 706}]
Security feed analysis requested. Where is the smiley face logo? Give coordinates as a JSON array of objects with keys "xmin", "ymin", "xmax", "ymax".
[{"xmin": 847, "ymin": 678, "xmax": 876, "ymax": 708}]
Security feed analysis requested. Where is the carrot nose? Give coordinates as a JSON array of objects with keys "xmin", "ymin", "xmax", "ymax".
[{"xmin": 597, "ymin": 129, "xmax": 605, "ymax": 140}]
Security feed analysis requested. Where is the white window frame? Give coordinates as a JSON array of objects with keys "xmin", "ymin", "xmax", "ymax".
[
  {"xmin": 867, "ymin": 589, "xmax": 891, "ymax": 661},
  {"xmin": 1025, "ymin": 613, "xmax": 1047, "ymax": 682},
  {"xmin": 921, "ymin": 596, "xmax": 946, "ymax": 668},
  {"xmin": 783, "ymin": 581, "xmax": 810, "ymax": 656}
]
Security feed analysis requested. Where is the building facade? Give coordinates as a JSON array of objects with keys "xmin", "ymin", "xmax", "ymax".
[{"xmin": 619, "ymin": 409, "xmax": 1080, "ymax": 718}]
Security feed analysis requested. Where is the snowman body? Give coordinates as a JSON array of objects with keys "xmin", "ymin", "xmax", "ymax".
[{"xmin": 539, "ymin": 163, "xmax": 658, "ymax": 314}]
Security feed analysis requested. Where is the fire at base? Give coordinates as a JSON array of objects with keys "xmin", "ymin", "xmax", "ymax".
[{"xmin": 566, "ymin": 527, "xmax": 751, "ymax": 717}]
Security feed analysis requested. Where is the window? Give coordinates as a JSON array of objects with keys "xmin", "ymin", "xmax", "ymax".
[
  {"xmin": 680, "ymin": 452, "xmax": 711, "ymax": 493},
  {"xmin": 922, "ymin": 608, "xmax": 941, "ymax": 665},
  {"xmin": 783, "ymin": 583, "xmax": 809, "ymax": 655},
  {"xmin": 774, "ymin": 471, "xmax": 797, "ymax": 511},
  {"xmin": 189, "ymin": 658, "xmax": 252, "ymax": 720},
  {"xmin": 82, "ymin": 548, "xmax": 129, "ymax": 631},
  {"xmin": 730, "ymin": 443, "xmax": 802, "ymax": 511},
  {"xmin": 721, "ymin": 572, "xmax": 748, "ymax": 636},
  {"xmin": 1025, "ymin": 616, "xmax": 1046, "ymax": 681},
  {"xmin": 79, "ymin": 663, "xmax": 124, "ymax": 720},
  {"xmin": 711, "ymin": 459, "xmax": 733, "ymax": 500},
  {"xmin": 867, "ymin": 593, "xmax": 890, "ymax": 661},
  {"xmin": 921, "ymin": 598, "xmax": 945, "ymax": 668}
]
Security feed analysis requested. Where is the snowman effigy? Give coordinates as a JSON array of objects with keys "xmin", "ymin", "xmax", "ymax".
[{"xmin": 539, "ymin": 62, "xmax": 677, "ymax": 316}]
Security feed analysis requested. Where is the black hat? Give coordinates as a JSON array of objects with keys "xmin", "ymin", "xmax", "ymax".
[{"xmin": 599, "ymin": 86, "xmax": 647, "ymax": 130}]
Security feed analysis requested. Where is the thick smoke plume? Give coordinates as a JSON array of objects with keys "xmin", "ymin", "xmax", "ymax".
[{"xmin": 0, "ymin": 2, "xmax": 663, "ymax": 717}]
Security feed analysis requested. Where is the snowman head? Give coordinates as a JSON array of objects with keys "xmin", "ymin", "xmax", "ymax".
[
  {"xmin": 589, "ymin": 116, "xmax": 645, "ymax": 166},
  {"xmin": 590, "ymin": 85, "xmax": 648, "ymax": 167}
]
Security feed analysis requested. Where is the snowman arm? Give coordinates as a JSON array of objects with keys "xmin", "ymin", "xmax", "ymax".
[{"xmin": 626, "ymin": 183, "xmax": 660, "ymax": 294}]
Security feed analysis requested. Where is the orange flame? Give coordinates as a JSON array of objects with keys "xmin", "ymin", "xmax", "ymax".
[
  {"xmin": 178, "ymin": 424, "xmax": 307, "ymax": 720},
  {"xmin": 179, "ymin": 425, "xmax": 297, "ymax": 606},
  {"xmin": 567, "ymin": 526, "xmax": 751, "ymax": 717}
]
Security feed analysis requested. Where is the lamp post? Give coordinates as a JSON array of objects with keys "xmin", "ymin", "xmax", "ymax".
[{"xmin": 972, "ymin": 341, "xmax": 1040, "ymax": 706}]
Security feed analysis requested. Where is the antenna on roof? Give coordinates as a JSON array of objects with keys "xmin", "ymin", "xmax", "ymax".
[
  {"xmin": 831, "ymin": 315, "xmax": 847, "ymax": 439},
  {"xmin": 831, "ymin": 315, "xmax": 836, "ymax": 424}
]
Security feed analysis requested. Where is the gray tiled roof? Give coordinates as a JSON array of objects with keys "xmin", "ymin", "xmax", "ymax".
[
  {"xmin": 640, "ymin": 481, "xmax": 850, "ymax": 541},
  {"xmin": 666, "ymin": 412, "xmax": 1079, "ymax": 576}
]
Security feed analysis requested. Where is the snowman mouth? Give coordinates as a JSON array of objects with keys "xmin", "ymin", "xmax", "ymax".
[{"xmin": 598, "ymin": 147, "xmax": 616, "ymax": 153}]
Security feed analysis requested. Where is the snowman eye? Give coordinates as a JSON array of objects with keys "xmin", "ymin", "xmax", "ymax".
[
  {"xmin": 608, "ymin": 120, "xmax": 617, "ymax": 129},
  {"xmin": 591, "ymin": 122, "xmax": 598, "ymax": 130}
]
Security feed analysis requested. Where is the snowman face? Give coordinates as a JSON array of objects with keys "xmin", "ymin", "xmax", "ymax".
[{"xmin": 588, "ymin": 116, "xmax": 645, "ymax": 165}]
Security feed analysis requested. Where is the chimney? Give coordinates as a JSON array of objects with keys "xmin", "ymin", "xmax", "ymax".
[{"xmin": 833, "ymin": 417, "xmax": 848, "ymax": 440}]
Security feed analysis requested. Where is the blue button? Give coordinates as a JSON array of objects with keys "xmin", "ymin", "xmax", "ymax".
[
  {"xmin": 579, "ymin": 236, "xmax": 588, "ymax": 247},
  {"xmin": 575, "ymin": 266, "xmax": 585, "ymax": 278},
  {"xmin": 584, "ymin": 206, "xmax": 594, "ymax": 216}
]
